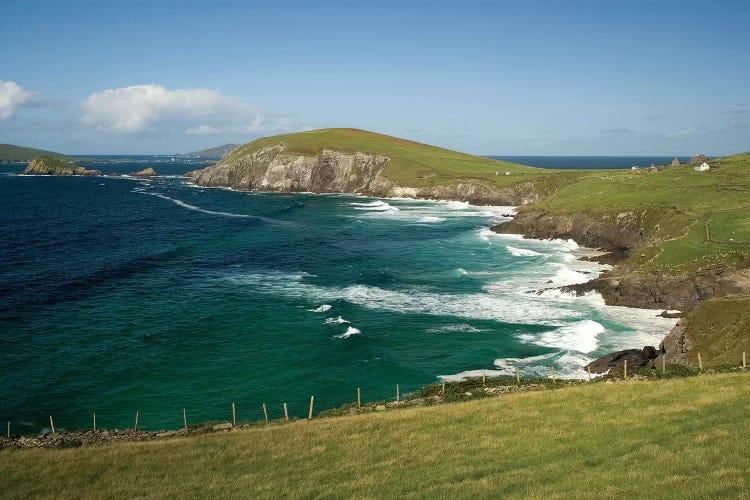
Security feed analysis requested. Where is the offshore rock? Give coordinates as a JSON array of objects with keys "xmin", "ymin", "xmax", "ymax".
[
  {"xmin": 585, "ymin": 346, "xmax": 659, "ymax": 375},
  {"xmin": 23, "ymin": 156, "xmax": 101, "ymax": 176}
]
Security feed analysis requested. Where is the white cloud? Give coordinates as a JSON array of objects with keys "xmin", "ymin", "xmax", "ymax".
[
  {"xmin": 664, "ymin": 127, "xmax": 694, "ymax": 139},
  {"xmin": 80, "ymin": 84, "xmax": 286, "ymax": 135},
  {"xmin": 0, "ymin": 80, "xmax": 37, "ymax": 120},
  {"xmin": 186, "ymin": 125, "xmax": 220, "ymax": 135}
]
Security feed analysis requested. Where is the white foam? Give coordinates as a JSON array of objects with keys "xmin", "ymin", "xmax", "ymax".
[
  {"xmin": 324, "ymin": 316, "xmax": 350, "ymax": 324},
  {"xmin": 308, "ymin": 304, "xmax": 332, "ymax": 313},
  {"xmin": 139, "ymin": 191, "xmax": 253, "ymax": 218},
  {"xmin": 416, "ymin": 216, "xmax": 446, "ymax": 223},
  {"xmin": 427, "ymin": 324, "xmax": 484, "ymax": 333},
  {"xmin": 335, "ymin": 326, "xmax": 361, "ymax": 339},
  {"xmin": 531, "ymin": 320, "xmax": 606, "ymax": 353},
  {"xmin": 506, "ymin": 246, "xmax": 543, "ymax": 257},
  {"xmin": 350, "ymin": 200, "xmax": 399, "ymax": 211}
]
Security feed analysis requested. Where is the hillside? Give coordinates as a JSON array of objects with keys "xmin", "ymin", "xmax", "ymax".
[
  {"xmin": 0, "ymin": 143, "xmax": 72, "ymax": 162},
  {"xmin": 1, "ymin": 373, "xmax": 748, "ymax": 498},
  {"xmin": 181, "ymin": 143, "xmax": 240, "ymax": 158},
  {"xmin": 190, "ymin": 128, "xmax": 580, "ymax": 205}
]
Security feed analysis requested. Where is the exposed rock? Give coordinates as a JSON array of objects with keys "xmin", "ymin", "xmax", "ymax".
[
  {"xmin": 130, "ymin": 167, "xmax": 157, "ymax": 177},
  {"xmin": 586, "ymin": 346, "xmax": 659, "ymax": 375},
  {"xmin": 23, "ymin": 156, "xmax": 101, "ymax": 176},
  {"xmin": 690, "ymin": 154, "xmax": 709, "ymax": 165},
  {"xmin": 212, "ymin": 423, "xmax": 233, "ymax": 431},
  {"xmin": 374, "ymin": 405, "xmax": 386, "ymax": 411},
  {"xmin": 189, "ymin": 143, "xmax": 537, "ymax": 205},
  {"xmin": 671, "ymin": 157, "xmax": 681, "ymax": 167}
]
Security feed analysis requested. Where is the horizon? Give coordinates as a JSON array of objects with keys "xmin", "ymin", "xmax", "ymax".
[{"xmin": 1, "ymin": 0, "xmax": 748, "ymax": 156}]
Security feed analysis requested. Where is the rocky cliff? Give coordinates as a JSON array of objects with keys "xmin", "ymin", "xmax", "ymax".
[
  {"xmin": 189, "ymin": 143, "xmax": 536, "ymax": 205},
  {"xmin": 23, "ymin": 156, "xmax": 100, "ymax": 176}
]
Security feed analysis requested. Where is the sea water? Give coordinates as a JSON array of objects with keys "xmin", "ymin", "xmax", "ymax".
[{"xmin": 0, "ymin": 164, "xmax": 676, "ymax": 433}]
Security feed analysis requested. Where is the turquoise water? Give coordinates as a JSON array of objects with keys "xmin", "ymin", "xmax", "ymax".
[{"xmin": 0, "ymin": 169, "xmax": 676, "ymax": 433}]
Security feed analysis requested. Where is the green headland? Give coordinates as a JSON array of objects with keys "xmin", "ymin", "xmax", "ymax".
[{"xmin": 0, "ymin": 144, "xmax": 73, "ymax": 162}]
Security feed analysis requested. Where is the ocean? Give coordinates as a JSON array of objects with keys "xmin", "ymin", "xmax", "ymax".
[
  {"xmin": 489, "ymin": 156, "xmax": 691, "ymax": 169},
  {"xmin": 0, "ymin": 159, "xmax": 677, "ymax": 433}
]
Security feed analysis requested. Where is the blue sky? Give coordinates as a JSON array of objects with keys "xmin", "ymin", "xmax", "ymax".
[{"xmin": 1, "ymin": 0, "xmax": 748, "ymax": 155}]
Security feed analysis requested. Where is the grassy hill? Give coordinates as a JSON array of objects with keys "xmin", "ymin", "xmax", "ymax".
[
  {"xmin": 523, "ymin": 152, "xmax": 750, "ymax": 272},
  {"xmin": 0, "ymin": 143, "xmax": 72, "ymax": 162},
  {"xmin": 181, "ymin": 143, "xmax": 240, "ymax": 158},
  {"xmin": 225, "ymin": 128, "xmax": 579, "ymax": 191},
  {"xmin": 1, "ymin": 372, "xmax": 747, "ymax": 498}
]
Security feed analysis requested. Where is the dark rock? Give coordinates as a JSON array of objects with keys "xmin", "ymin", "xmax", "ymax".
[
  {"xmin": 585, "ymin": 346, "xmax": 659, "ymax": 375},
  {"xmin": 690, "ymin": 154, "xmax": 708, "ymax": 165}
]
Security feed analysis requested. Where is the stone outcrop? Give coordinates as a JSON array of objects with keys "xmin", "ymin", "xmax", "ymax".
[
  {"xmin": 671, "ymin": 157, "xmax": 681, "ymax": 167},
  {"xmin": 690, "ymin": 154, "xmax": 709, "ymax": 165},
  {"xmin": 23, "ymin": 156, "xmax": 100, "ymax": 176},
  {"xmin": 585, "ymin": 346, "xmax": 659, "ymax": 375},
  {"xmin": 189, "ymin": 143, "xmax": 537, "ymax": 205},
  {"xmin": 131, "ymin": 167, "xmax": 157, "ymax": 177}
]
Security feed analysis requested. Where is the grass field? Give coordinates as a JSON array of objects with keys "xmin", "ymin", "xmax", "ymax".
[
  {"xmin": 680, "ymin": 297, "xmax": 750, "ymax": 369},
  {"xmin": 2, "ymin": 373, "xmax": 748, "ymax": 499},
  {"xmin": 0, "ymin": 144, "xmax": 73, "ymax": 162}
]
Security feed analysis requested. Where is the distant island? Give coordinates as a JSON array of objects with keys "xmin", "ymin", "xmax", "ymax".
[
  {"xmin": 0, "ymin": 144, "xmax": 74, "ymax": 163},
  {"xmin": 23, "ymin": 156, "xmax": 101, "ymax": 176},
  {"xmin": 179, "ymin": 143, "xmax": 240, "ymax": 159}
]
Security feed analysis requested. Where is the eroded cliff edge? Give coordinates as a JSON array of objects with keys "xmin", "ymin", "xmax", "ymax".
[{"xmin": 189, "ymin": 144, "xmax": 538, "ymax": 205}]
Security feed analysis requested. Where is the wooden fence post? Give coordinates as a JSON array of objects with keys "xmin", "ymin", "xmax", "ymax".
[
  {"xmin": 232, "ymin": 402, "xmax": 236, "ymax": 427},
  {"xmin": 7, "ymin": 421, "xmax": 9, "ymax": 438},
  {"xmin": 183, "ymin": 408, "xmax": 187, "ymax": 431},
  {"xmin": 308, "ymin": 396, "xmax": 314, "ymax": 420},
  {"xmin": 134, "ymin": 411, "xmax": 139, "ymax": 432},
  {"xmin": 662, "ymin": 355, "xmax": 666, "ymax": 373},
  {"xmin": 357, "ymin": 388, "xmax": 361, "ymax": 410},
  {"xmin": 396, "ymin": 384, "xmax": 400, "ymax": 402},
  {"xmin": 516, "ymin": 367, "xmax": 521, "ymax": 385},
  {"xmin": 698, "ymin": 353, "xmax": 703, "ymax": 371},
  {"xmin": 283, "ymin": 403, "xmax": 289, "ymax": 422},
  {"xmin": 551, "ymin": 365, "xmax": 555, "ymax": 382},
  {"xmin": 93, "ymin": 413, "xmax": 96, "ymax": 432},
  {"xmin": 262, "ymin": 403, "xmax": 268, "ymax": 424},
  {"xmin": 482, "ymin": 372, "xmax": 486, "ymax": 385},
  {"xmin": 441, "ymin": 380, "xmax": 446, "ymax": 394},
  {"xmin": 587, "ymin": 365, "xmax": 592, "ymax": 382},
  {"xmin": 743, "ymin": 351, "xmax": 747, "ymax": 369},
  {"xmin": 624, "ymin": 360, "xmax": 628, "ymax": 379},
  {"xmin": 49, "ymin": 416, "xmax": 55, "ymax": 434}
]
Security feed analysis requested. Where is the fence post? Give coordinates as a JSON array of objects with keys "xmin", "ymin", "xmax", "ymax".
[
  {"xmin": 516, "ymin": 367, "xmax": 521, "ymax": 385},
  {"xmin": 396, "ymin": 384, "xmax": 400, "ymax": 402},
  {"xmin": 357, "ymin": 388, "xmax": 361, "ymax": 410},
  {"xmin": 50, "ymin": 416, "xmax": 55, "ymax": 434},
  {"xmin": 183, "ymin": 408, "xmax": 187, "ymax": 431},
  {"xmin": 263, "ymin": 403, "xmax": 268, "ymax": 424},
  {"xmin": 308, "ymin": 396, "xmax": 314, "ymax": 420},
  {"xmin": 283, "ymin": 403, "xmax": 289, "ymax": 422},
  {"xmin": 232, "ymin": 402, "xmax": 236, "ymax": 427},
  {"xmin": 551, "ymin": 365, "xmax": 555, "ymax": 382},
  {"xmin": 93, "ymin": 413, "xmax": 96, "ymax": 432},
  {"xmin": 743, "ymin": 351, "xmax": 747, "ymax": 369},
  {"xmin": 698, "ymin": 353, "xmax": 703, "ymax": 371},
  {"xmin": 624, "ymin": 360, "xmax": 628, "ymax": 379},
  {"xmin": 441, "ymin": 380, "xmax": 446, "ymax": 394},
  {"xmin": 6, "ymin": 421, "xmax": 9, "ymax": 438},
  {"xmin": 482, "ymin": 372, "xmax": 486, "ymax": 385},
  {"xmin": 134, "ymin": 411, "xmax": 139, "ymax": 432},
  {"xmin": 662, "ymin": 355, "xmax": 666, "ymax": 373},
  {"xmin": 587, "ymin": 365, "xmax": 592, "ymax": 382}
]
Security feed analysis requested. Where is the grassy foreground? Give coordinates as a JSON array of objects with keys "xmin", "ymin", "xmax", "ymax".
[{"xmin": 2, "ymin": 373, "xmax": 748, "ymax": 499}]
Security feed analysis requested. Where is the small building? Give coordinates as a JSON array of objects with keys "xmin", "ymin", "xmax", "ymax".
[{"xmin": 694, "ymin": 162, "xmax": 710, "ymax": 172}]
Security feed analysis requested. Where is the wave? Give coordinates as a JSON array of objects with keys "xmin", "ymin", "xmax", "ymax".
[
  {"xmin": 324, "ymin": 316, "xmax": 350, "ymax": 324},
  {"xmin": 521, "ymin": 320, "xmax": 605, "ymax": 353},
  {"xmin": 308, "ymin": 304, "xmax": 331, "ymax": 313},
  {"xmin": 350, "ymin": 200, "xmax": 400, "ymax": 211},
  {"xmin": 138, "ymin": 191, "xmax": 254, "ymax": 218},
  {"xmin": 427, "ymin": 324, "xmax": 484, "ymax": 333},
  {"xmin": 416, "ymin": 216, "xmax": 446, "ymax": 223},
  {"xmin": 506, "ymin": 246, "xmax": 543, "ymax": 257},
  {"xmin": 334, "ymin": 326, "xmax": 361, "ymax": 339}
]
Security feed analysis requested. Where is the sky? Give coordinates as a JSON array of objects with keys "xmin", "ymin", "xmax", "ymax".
[{"xmin": 1, "ymin": 0, "xmax": 748, "ymax": 155}]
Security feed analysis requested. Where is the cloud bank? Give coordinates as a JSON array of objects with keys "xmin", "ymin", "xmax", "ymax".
[
  {"xmin": 0, "ymin": 81, "xmax": 37, "ymax": 120},
  {"xmin": 80, "ymin": 84, "xmax": 286, "ymax": 135}
]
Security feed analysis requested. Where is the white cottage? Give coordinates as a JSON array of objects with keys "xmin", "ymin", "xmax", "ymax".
[{"xmin": 694, "ymin": 162, "xmax": 710, "ymax": 172}]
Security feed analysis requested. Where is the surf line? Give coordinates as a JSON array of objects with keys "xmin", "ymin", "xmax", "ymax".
[{"xmin": 136, "ymin": 190, "xmax": 282, "ymax": 223}]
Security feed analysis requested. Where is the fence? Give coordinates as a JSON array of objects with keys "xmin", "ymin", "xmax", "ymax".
[{"xmin": 4, "ymin": 351, "xmax": 748, "ymax": 439}]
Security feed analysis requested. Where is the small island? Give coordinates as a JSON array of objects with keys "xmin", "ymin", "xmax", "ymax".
[
  {"xmin": 129, "ymin": 167, "xmax": 158, "ymax": 177},
  {"xmin": 23, "ymin": 156, "xmax": 101, "ymax": 176}
]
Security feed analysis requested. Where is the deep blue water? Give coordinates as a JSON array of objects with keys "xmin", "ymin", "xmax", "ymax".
[{"xmin": 0, "ymin": 160, "xmax": 677, "ymax": 434}]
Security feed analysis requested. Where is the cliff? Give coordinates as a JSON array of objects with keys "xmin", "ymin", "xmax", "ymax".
[
  {"xmin": 23, "ymin": 156, "xmax": 101, "ymax": 176},
  {"xmin": 188, "ymin": 128, "xmax": 561, "ymax": 205}
]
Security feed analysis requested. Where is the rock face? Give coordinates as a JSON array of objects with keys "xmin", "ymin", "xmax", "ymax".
[
  {"xmin": 585, "ymin": 346, "xmax": 659, "ymax": 375},
  {"xmin": 23, "ymin": 156, "xmax": 101, "ymax": 176},
  {"xmin": 131, "ymin": 167, "xmax": 157, "ymax": 177},
  {"xmin": 671, "ymin": 157, "xmax": 681, "ymax": 167},
  {"xmin": 690, "ymin": 154, "xmax": 709, "ymax": 165},
  {"xmin": 189, "ymin": 143, "xmax": 533, "ymax": 205}
]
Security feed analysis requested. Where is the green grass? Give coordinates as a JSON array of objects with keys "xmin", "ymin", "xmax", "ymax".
[
  {"xmin": 0, "ymin": 144, "xmax": 72, "ymax": 162},
  {"xmin": 680, "ymin": 297, "xmax": 750, "ymax": 369},
  {"xmin": 1, "ymin": 373, "xmax": 748, "ymax": 498}
]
